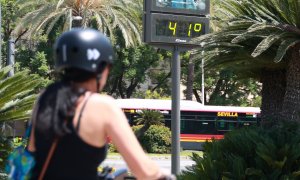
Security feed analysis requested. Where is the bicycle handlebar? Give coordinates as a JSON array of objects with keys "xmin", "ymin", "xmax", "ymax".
[{"xmin": 98, "ymin": 166, "xmax": 176, "ymax": 180}]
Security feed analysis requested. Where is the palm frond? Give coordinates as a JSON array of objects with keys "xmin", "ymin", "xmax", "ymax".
[
  {"xmin": 0, "ymin": 67, "xmax": 42, "ymax": 123},
  {"xmin": 274, "ymin": 38, "xmax": 300, "ymax": 63},
  {"xmin": 15, "ymin": 0, "xmax": 142, "ymax": 46},
  {"xmin": 195, "ymin": 0, "xmax": 300, "ymax": 77}
]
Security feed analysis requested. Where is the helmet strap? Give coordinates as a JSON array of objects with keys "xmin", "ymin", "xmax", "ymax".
[{"xmin": 96, "ymin": 74, "xmax": 102, "ymax": 93}]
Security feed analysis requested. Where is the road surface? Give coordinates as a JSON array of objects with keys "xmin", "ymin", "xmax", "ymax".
[{"xmin": 101, "ymin": 156, "xmax": 195, "ymax": 172}]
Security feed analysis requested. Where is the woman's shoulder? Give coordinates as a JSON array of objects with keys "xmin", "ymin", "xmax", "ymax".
[
  {"xmin": 89, "ymin": 93, "xmax": 116, "ymax": 107},
  {"xmin": 87, "ymin": 94, "xmax": 124, "ymax": 123}
]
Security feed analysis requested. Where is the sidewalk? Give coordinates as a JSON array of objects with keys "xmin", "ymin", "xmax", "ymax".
[{"xmin": 107, "ymin": 154, "xmax": 192, "ymax": 160}]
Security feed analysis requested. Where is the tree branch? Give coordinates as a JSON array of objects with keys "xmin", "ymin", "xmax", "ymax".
[
  {"xmin": 15, "ymin": 29, "xmax": 29, "ymax": 43},
  {"xmin": 151, "ymin": 72, "xmax": 171, "ymax": 92},
  {"xmin": 193, "ymin": 89, "xmax": 201, "ymax": 103}
]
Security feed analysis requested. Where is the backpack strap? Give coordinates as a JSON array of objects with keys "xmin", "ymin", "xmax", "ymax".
[
  {"xmin": 38, "ymin": 138, "xmax": 58, "ymax": 180},
  {"xmin": 76, "ymin": 93, "xmax": 93, "ymax": 132}
]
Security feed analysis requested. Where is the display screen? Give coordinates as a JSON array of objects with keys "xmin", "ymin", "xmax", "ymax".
[
  {"xmin": 156, "ymin": 19, "xmax": 205, "ymax": 38},
  {"xmin": 143, "ymin": 13, "xmax": 209, "ymax": 45},
  {"xmin": 156, "ymin": 0, "xmax": 207, "ymax": 11}
]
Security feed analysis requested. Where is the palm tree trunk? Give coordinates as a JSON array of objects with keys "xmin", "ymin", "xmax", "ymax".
[
  {"xmin": 260, "ymin": 69, "xmax": 286, "ymax": 125},
  {"xmin": 281, "ymin": 45, "xmax": 300, "ymax": 122}
]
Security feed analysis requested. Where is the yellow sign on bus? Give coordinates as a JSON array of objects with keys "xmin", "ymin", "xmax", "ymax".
[{"xmin": 217, "ymin": 112, "xmax": 238, "ymax": 117}]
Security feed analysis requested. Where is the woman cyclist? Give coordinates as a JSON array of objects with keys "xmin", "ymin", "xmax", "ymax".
[{"xmin": 27, "ymin": 28, "xmax": 175, "ymax": 180}]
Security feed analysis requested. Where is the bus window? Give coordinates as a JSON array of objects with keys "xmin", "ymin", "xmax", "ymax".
[
  {"xmin": 198, "ymin": 120, "xmax": 216, "ymax": 134},
  {"xmin": 216, "ymin": 117, "xmax": 238, "ymax": 134},
  {"xmin": 228, "ymin": 122, "xmax": 235, "ymax": 130},
  {"xmin": 181, "ymin": 115, "xmax": 196, "ymax": 133},
  {"xmin": 180, "ymin": 120, "xmax": 186, "ymax": 132},
  {"xmin": 238, "ymin": 117, "xmax": 258, "ymax": 127},
  {"xmin": 194, "ymin": 116, "xmax": 217, "ymax": 134}
]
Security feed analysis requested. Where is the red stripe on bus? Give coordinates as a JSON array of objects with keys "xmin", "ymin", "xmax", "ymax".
[{"xmin": 180, "ymin": 134, "xmax": 224, "ymax": 139}]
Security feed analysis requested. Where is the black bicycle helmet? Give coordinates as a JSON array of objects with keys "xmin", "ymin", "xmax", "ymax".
[{"xmin": 54, "ymin": 28, "xmax": 114, "ymax": 74}]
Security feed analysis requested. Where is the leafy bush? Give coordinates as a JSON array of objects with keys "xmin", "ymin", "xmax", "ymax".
[
  {"xmin": 140, "ymin": 125, "xmax": 171, "ymax": 154},
  {"xmin": 0, "ymin": 136, "xmax": 13, "ymax": 173},
  {"xmin": 135, "ymin": 110, "xmax": 164, "ymax": 127},
  {"xmin": 0, "ymin": 173, "xmax": 8, "ymax": 180},
  {"xmin": 132, "ymin": 125, "xmax": 171, "ymax": 153},
  {"xmin": 179, "ymin": 122, "xmax": 300, "ymax": 180},
  {"xmin": 108, "ymin": 143, "xmax": 118, "ymax": 153},
  {"xmin": 132, "ymin": 125, "xmax": 143, "ymax": 135}
]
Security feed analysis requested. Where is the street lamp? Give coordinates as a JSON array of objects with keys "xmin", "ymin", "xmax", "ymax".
[
  {"xmin": 0, "ymin": 2, "xmax": 2, "ymax": 69},
  {"xmin": 200, "ymin": 42, "xmax": 205, "ymax": 105}
]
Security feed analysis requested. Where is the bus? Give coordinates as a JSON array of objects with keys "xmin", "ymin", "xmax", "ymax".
[{"xmin": 115, "ymin": 99, "xmax": 261, "ymax": 150}]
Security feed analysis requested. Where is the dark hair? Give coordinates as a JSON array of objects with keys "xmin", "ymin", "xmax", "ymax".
[{"xmin": 35, "ymin": 68, "xmax": 100, "ymax": 138}]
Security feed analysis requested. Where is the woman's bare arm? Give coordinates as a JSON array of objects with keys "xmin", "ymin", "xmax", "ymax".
[{"xmin": 102, "ymin": 97, "xmax": 163, "ymax": 179}]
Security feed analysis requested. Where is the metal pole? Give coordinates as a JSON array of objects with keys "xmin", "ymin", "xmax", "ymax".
[
  {"xmin": 201, "ymin": 51, "xmax": 204, "ymax": 105},
  {"xmin": 7, "ymin": 39, "xmax": 14, "ymax": 76},
  {"xmin": 69, "ymin": 9, "xmax": 72, "ymax": 30},
  {"xmin": 171, "ymin": 46, "xmax": 180, "ymax": 175},
  {"xmin": 7, "ymin": 38, "xmax": 15, "ymax": 137},
  {"xmin": 0, "ymin": 2, "xmax": 2, "ymax": 69}
]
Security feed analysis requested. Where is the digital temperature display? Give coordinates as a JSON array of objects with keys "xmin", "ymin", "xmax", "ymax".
[
  {"xmin": 156, "ymin": 20, "xmax": 205, "ymax": 38},
  {"xmin": 143, "ymin": 13, "xmax": 209, "ymax": 45}
]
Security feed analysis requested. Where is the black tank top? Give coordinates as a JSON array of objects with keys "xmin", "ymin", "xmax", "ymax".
[{"xmin": 32, "ymin": 95, "xmax": 107, "ymax": 180}]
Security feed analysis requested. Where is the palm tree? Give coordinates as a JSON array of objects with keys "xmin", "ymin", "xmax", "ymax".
[
  {"xmin": 0, "ymin": 66, "xmax": 43, "ymax": 135},
  {"xmin": 14, "ymin": 0, "xmax": 142, "ymax": 46},
  {"xmin": 0, "ymin": 66, "xmax": 41, "ymax": 172},
  {"xmin": 134, "ymin": 109, "xmax": 164, "ymax": 139},
  {"xmin": 194, "ymin": 0, "xmax": 300, "ymax": 123}
]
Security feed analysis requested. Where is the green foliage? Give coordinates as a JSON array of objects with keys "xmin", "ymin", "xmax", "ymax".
[
  {"xmin": 131, "ymin": 125, "xmax": 143, "ymax": 134},
  {"xmin": 0, "ymin": 66, "xmax": 43, "ymax": 122},
  {"xmin": 12, "ymin": 137, "xmax": 27, "ymax": 148},
  {"xmin": 0, "ymin": 0, "xmax": 21, "ymax": 68},
  {"xmin": 0, "ymin": 133, "xmax": 26, "ymax": 174},
  {"xmin": 0, "ymin": 173, "xmax": 7, "ymax": 180},
  {"xmin": 1, "ymin": 0, "xmax": 19, "ymax": 41},
  {"xmin": 0, "ymin": 66, "xmax": 41, "ymax": 172},
  {"xmin": 135, "ymin": 125, "xmax": 171, "ymax": 154},
  {"xmin": 133, "ymin": 90, "xmax": 171, "ymax": 99},
  {"xmin": 206, "ymin": 70, "xmax": 261, "ymax": 106},
  {"xmin": 15, "ymin": 35, "xmax": 56, "ymax": 85},
  {"xmin": 179, "ymin": 122, "xmax": 300, "ymax": 179},
  {"xmin": 0, "ymin": 133, "xmax": 12, "ymax": 173},
  {"xmin": 182, "ymin": 52, "xmax": 262, "ymax": 106},
  {"xmin": 135, "ymin": 110, "xmax": 164, "ymax": 127},
  {"xmin": 106, "ymin": 44, "xmax": 165, "ymax": 98},
  {"xmin": 132, "ymin": 125, "xmax": 171, "ymax": 153},
  {"xmin": 15, "ymin": 0, "xmax": 142, "ymax": 46},
  {"xmin": 29, "ymin": 51, "xmax": 50, "ymax": 77},
  {"xmin": 196, "ymin": 0, "xmax": 300, "ymax": 75},
  {"xmin": 108, "ymin": 143, "xmax": 118, "ymax": 153},
  {"xmin": 133, "ymin": 110, "xmax": 165, "ymax": 143}
]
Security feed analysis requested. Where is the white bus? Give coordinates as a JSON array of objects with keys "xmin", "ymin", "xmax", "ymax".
[{"xmin": 116, "ymin": 99, "xmax": 260, "ymax": 150}]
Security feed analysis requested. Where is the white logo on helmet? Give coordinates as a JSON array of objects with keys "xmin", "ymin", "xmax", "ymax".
[{"xmin": 87, "ymin": 49, "xmax": 101, "ymax": 61}]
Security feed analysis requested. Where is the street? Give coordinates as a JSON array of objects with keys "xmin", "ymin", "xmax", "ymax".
[{"xmin": 101, "ymin": 156, "xmax": 195, "ymax": 173}]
